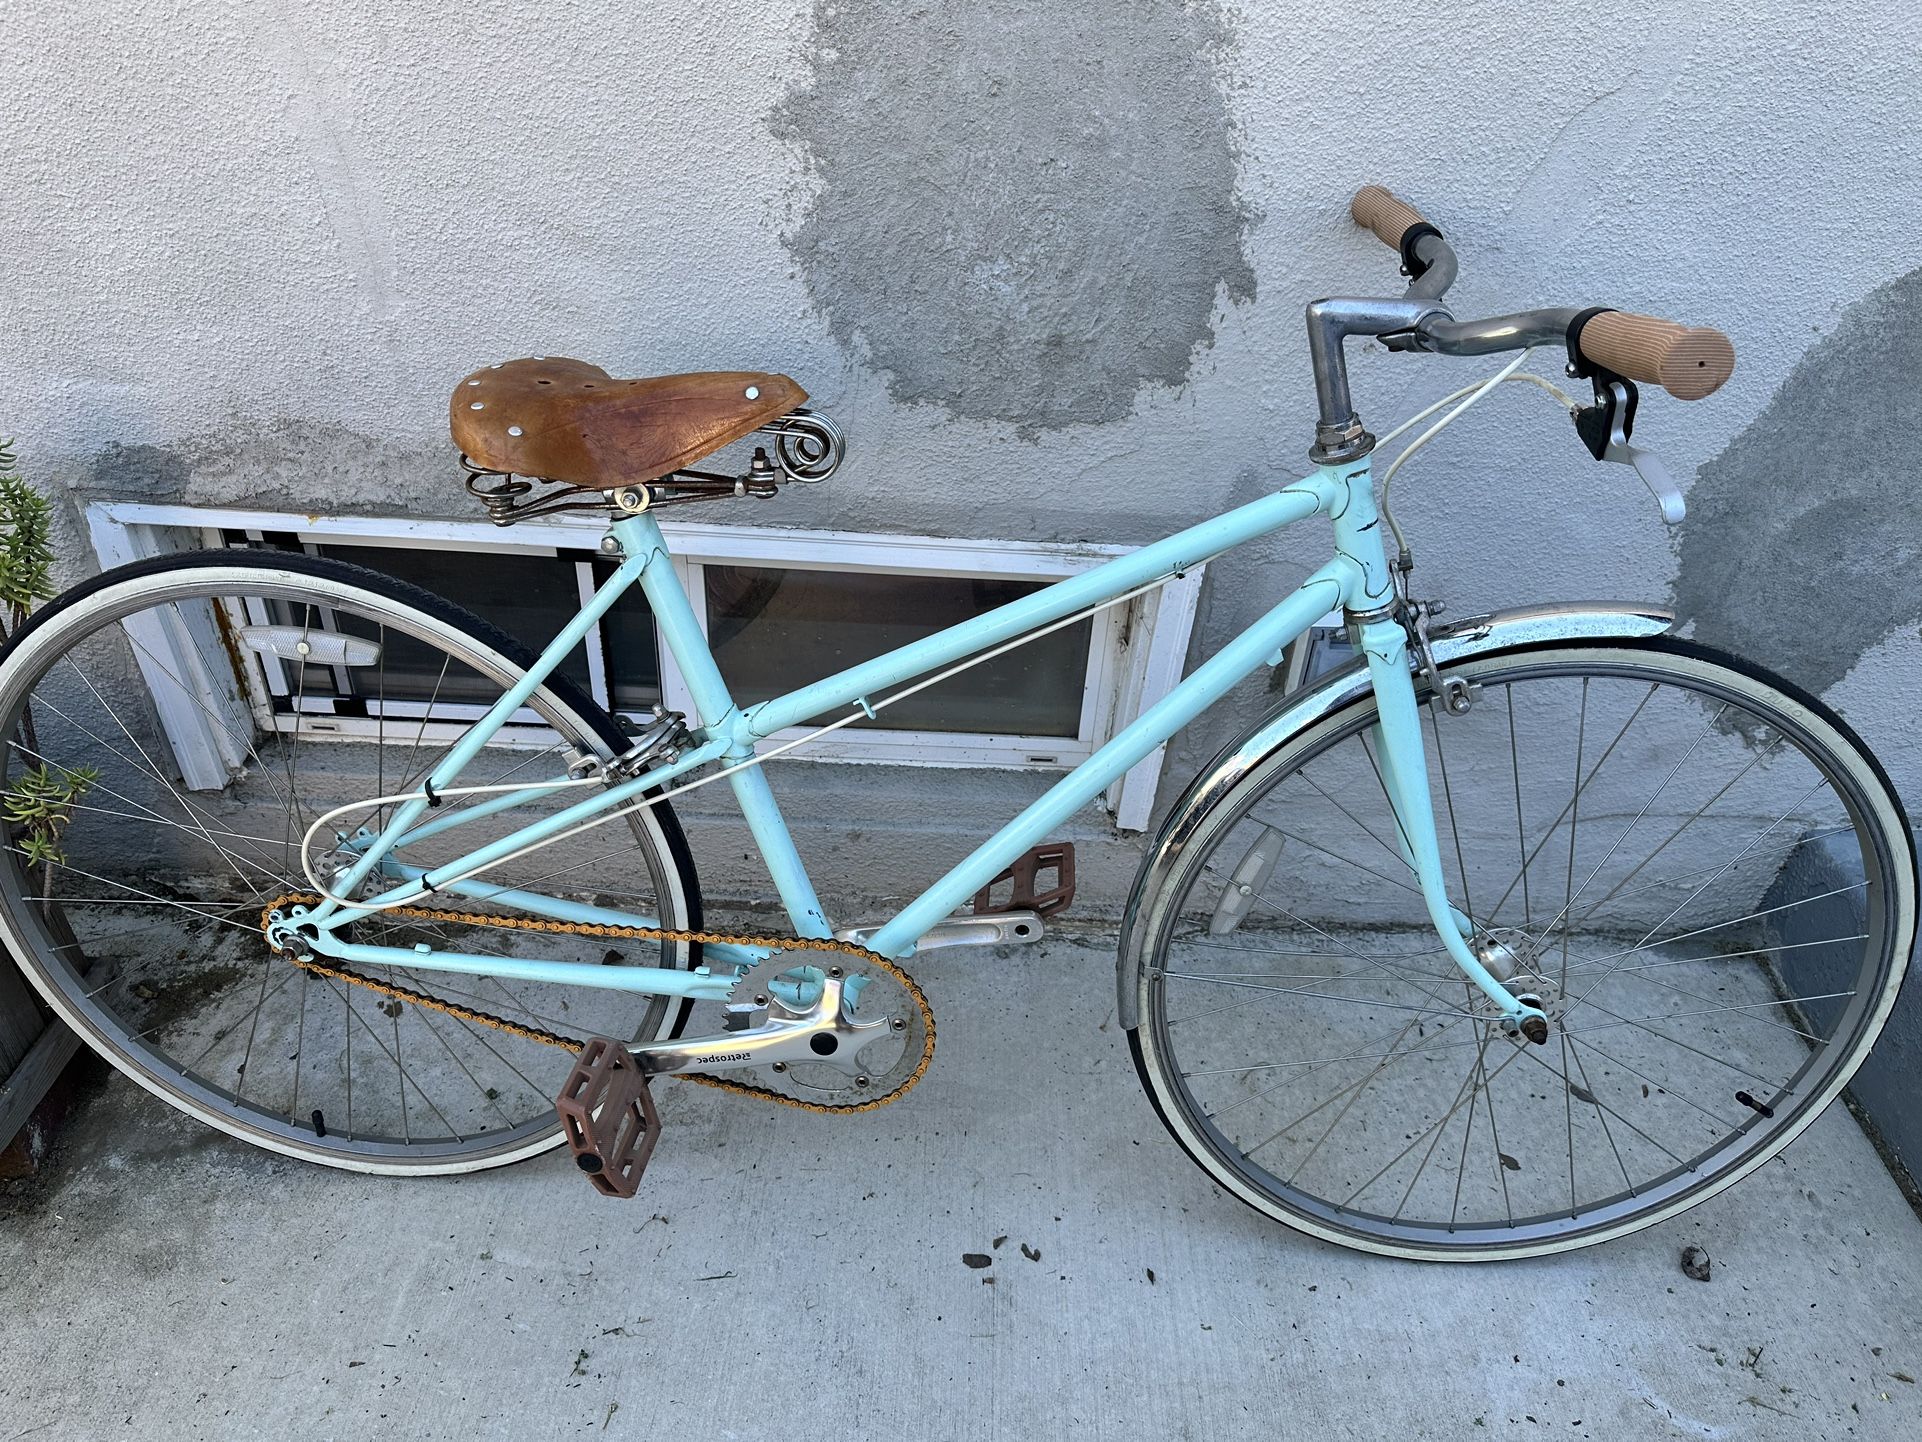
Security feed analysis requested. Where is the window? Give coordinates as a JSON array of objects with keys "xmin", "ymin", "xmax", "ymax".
[
  {"xmin": 703, "ymin": 566, "xmax": 1092, "ymax": 738},
  {"xmin": 225, "ymin": 530, "xmax": 661, "ymax": 724},
  {"xmin": 84, "ymin": 504, "xmax": 1206, "ymax": 829}
]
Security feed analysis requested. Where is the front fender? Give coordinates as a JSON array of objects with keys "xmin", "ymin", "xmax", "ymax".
[{"xmin": 1113, "ymin": 601, "xmax": 1674, "ymax": 1029}]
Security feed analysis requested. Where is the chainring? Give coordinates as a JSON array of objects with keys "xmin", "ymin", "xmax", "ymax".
[{"xmin": 722, "ymin": 952, "xmax": 931, "ymax": 1105}]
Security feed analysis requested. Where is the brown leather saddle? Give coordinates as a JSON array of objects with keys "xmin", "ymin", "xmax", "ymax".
[{"xmin": 451, "ymin": 357, "xmax": 807, "ymax": 490}]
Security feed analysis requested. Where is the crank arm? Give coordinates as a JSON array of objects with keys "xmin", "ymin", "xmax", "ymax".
[
  {"xmin": 630, "ymin": 974, "xmax": 893, "ymax": 1078},
  {"xmin": 836, "ymin": 909, "xmax": 1044, "ymax": 951}
]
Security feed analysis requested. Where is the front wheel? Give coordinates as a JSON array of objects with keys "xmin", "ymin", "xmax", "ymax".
[
  {"xmin": 1125, "ymin": 637, "xmax": 1916, "ymax": 1259},
  {"xmin": 0, "ymin": 551, "xmax": 704, "ymax": 1174}
]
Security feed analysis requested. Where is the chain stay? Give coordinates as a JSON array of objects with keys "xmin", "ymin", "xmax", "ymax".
[{"xmin": 260, "ymin": 894, "xmax": 934, "ymax": 1114}]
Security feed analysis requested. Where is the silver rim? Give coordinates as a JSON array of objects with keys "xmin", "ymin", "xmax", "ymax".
[
  {"xmin": 0, "ymin": 561, "xmax": 695, "ymax": 1174},
  {"xmin": 1131, "ymin": 643, "xmax": 1915, "ymax": 1258}
]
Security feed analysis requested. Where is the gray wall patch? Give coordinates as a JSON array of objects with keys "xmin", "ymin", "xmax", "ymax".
[
  {"xmin": 773, "ymin": 0, "xmax": 1256, "ymax": 434},
  {"xmin": 1674, "ymin": 266, "xmax": 1922, "ymax": 696}
]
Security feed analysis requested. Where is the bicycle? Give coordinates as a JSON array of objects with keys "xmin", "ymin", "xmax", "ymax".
[{"xmin": 2, "ymin": 186, "xmax": 1912, "ymax": 1259}]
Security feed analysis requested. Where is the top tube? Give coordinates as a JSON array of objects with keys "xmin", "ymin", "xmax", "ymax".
[{"xmin": 727, "ymin": 477, "xmax": 1335, "ymax": 740}]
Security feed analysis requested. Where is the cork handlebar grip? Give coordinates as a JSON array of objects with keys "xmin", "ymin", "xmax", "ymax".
[
  {"xmin": 1578, "ymin": 311, "xmax": 1736, "ymax": 401},
  {"xmin": 1351, "ymin": 185, "xmax": 1431, "ymax": 252}
]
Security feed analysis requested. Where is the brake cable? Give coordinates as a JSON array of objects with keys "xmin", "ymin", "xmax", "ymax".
[{"xmin": 1375, "ymin": 349, "xmax": 1580, "ymax": 568}]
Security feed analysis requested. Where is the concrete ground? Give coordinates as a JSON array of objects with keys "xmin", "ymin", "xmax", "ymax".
[{"xmin": 1, "ymin": 930, "xmax": 1918, "ymax": 1442}]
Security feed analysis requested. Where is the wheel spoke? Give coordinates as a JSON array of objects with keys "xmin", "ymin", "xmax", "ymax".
[
  {"xmin": 1481, "ymin": 681, "xmax": 1654, "ymax": 929},
  {"xmin": 0, "ymin": 567, "xmax": 692, "ymax": 1169},
  {"xmin": 1139, "ymin": 651, "xmax": 1908, "ymax": 1254}
]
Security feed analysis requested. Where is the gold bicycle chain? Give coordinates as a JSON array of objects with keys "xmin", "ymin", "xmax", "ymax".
[{"xmin": 260, "ymin": 893, "xmax": 934, "ymax": 1114}]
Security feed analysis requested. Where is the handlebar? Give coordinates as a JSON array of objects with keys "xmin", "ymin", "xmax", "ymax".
[
  {"xmin": 1350, "ymin": 185, "xmax": 1433, "ymax": 258},
  {"xmin": 1349, "ymin": 185, "xmax": 1455, "ymax": 300},
  {"xmin": 1346, "ymin": 185, "xmax": 1736, "ymax": 402},
  {"xmin": 1570, "ymin": 310, "xmax": 1736, "ymax": 401}
]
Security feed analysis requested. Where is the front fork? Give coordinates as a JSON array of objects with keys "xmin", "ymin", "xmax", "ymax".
[{"xmin": 1328, "ymin": 462, "xmax": 1546, "ymax": 1038}]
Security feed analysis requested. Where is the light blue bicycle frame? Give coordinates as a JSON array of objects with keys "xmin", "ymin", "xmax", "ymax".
[{"xmin": 288, "ymin": 457, "xmax": 1531, "ymax": 1025}]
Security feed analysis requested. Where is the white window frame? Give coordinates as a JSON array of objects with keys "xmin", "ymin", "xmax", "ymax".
[{"xmin": 83, "ymin": 502, "xmax": 1206, "ymax": 830}]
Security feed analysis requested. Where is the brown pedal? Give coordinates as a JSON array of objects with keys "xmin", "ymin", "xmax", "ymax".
[
  {"xmin": 972, "ymin": 841, "xmax": 1075, "ymax": 918},
  {"xmin": 555, "ymin": 1037, "xmax": 661, "ymax": 1199}
]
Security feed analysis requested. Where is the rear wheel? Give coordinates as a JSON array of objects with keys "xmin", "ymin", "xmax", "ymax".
[
  {"xmin": 1126, "ymin": 638, "xmax": 1916, "ymax": 1258},
  {"xmin": 0, "ymin": 551, "xmax": 704, "ymax": 1173}
]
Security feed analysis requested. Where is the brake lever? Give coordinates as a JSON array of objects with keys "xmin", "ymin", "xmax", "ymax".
[
  {"xmin": 1574, "ymin": 378, "xmax": 1686, "ymax": 526},
  {"xmin": 1604, "ymin": 413, "xmax": 1686, "ymax": 525}
]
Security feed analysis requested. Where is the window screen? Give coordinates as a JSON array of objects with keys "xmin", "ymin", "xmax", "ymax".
[{"xmin": 322, "ymin": 544, "xmax": 598, "ymax": 704}]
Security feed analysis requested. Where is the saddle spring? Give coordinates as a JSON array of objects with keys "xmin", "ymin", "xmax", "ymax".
[{"xmin": 461, "ymin": 408, "xmax": 844, "ymax": 526}]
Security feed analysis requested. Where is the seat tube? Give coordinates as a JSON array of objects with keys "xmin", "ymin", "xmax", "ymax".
[
  {"xmin": 615, "ymin": 514, "xmax": 833, "ymax": 940},
  {"xmin": 613, "ymin": 514, "xmax": 734, "ymax": 725}
]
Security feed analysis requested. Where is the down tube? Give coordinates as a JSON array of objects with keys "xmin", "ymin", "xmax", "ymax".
[{"xmin": 863, "ymin": 559, "xmax": 1358, "ymax": 958}]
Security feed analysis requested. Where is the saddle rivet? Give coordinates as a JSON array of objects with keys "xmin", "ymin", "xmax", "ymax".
[
  {"xmin": 744, "ymin": 385, "xmax": 760, "ymax": 400},
  {"xmin": 467, "ymin": 379, "xmax": 480, "ymax": 387},
  {"xmin": 470, "ymin": 402, "xmax": 485, "ymax": 410},
  {"xmin": 507, "ymin": 425, "xmax": 523, "ymax": 436}
]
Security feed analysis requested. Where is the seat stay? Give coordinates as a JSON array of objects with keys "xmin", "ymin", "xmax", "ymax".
[{"xmin": 298, "ymin": 539, "xmax": 665, "ymax": 931}]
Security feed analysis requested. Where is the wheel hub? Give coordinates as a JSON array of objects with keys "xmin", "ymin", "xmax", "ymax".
[
  {"xmin": 1470, "ymin": 926, "xmax": 1542, "ymax": 982},
  {"xmin": 1503, "ymin": 970, "xmax": 1567, "ymax": 1025},
  {"xmin": 1466, "ymin": 930, "xmax": 1565, "ymax": 1039}
]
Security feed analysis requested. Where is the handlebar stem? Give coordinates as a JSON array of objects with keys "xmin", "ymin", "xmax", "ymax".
[
  {"xmin": 1306, "ymin": 221, "xmax": 1584, "ymax": 463},
  {"xmin": 1305, "ymin": 296, "xmax": 1448, "ymax": 464}
]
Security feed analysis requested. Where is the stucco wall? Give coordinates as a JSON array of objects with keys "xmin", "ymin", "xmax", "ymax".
[{"xmin": 5, "ymin": 1, "xmax": 1921, "ymax": 1144}]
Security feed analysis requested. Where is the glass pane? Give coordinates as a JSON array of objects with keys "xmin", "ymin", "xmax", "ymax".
[
  {"xmin": 321, "ymin": 545, "xmax": 594, "ymax": 705},
  {"xmin": 593, "ymin": 560, "xmax": 664, "ymax": 714},
  {"xmin": 704, "ymin": 565, "xmax": 1091, "ymax": 737}
]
